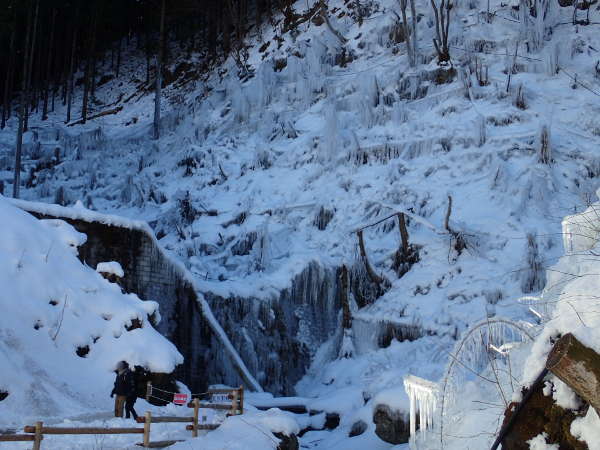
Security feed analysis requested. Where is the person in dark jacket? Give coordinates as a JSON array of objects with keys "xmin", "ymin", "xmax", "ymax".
[{"xmin": 110, "ymin": 361, "xmax": 139, "ymax": 420}]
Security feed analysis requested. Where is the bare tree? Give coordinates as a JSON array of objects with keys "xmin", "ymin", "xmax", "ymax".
[
  {"xmin": 65, "ymin": 20, "xmax": 78, "ymax": 123},
  {"xmin": 14, "ymin": 0, "xmax": 38, "ymax": 199},
  {"xmin": 42, "ymin": 8, "xmax": 57, "ymax": 121},
  {"xmin": 1, "ymin": 22, "xmax": 16, "ymax": 129},
  {"xmin": 430, "ymin": 0, "xmax": 451, "ymax": 64},
  {"xmin": 397, "ymin": 0, "xmax": 418, "ymax": 67},
  {"xmin": 153, "ymin": 0, "xmax": 166, "ymax": 140}
]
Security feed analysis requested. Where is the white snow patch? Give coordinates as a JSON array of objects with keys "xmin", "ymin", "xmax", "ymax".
[{"xmin": 96, "ymin": 261, "xmax": 125, "ymax": 278}]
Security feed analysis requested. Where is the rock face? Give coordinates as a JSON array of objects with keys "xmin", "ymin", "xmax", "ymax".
[
  {"xmin": 21, "ymin": 205, "xmax": 342, "ymax": 395},
  {"xmin": 274, "ymin": 432, "xmax": 299, "ymax": 450},
  {"xmin": 373, "ymin": 404, "xmax": 411, "ymax": 445},
  {"xmin": 500, "ymin": 382, "xmax": 588, "ymax": 450},
  {"xmin": 349, "ymin": 420, "xmax": 367, "ymax": 437}
]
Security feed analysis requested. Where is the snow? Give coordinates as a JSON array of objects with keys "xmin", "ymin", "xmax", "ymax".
[
  {"xmin": 1, "ymin": 0, "xmax": 600, "ymax": 447},
  {"xmin": 96, "ymin": 261, "xmax": 125, "ymax": 278},
  {"xmin": 527, "ymin": 433, "xmax": 559, "ymax": 450},
  {"xmin": 570, "ymin": 408, "xmax": 600, "ymax": 450},
  {"xmin": 0, "ymin": 195, "xmax": 182, "ymax": 425},
  {"xmin": 170, "ymin": 409, "xmax": 299, "ymax": 450}
]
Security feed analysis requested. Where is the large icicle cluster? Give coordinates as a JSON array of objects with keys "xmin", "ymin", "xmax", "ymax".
[{"xmin": 403, "ymin": 374, "xmax": 439, "ymax": 437}]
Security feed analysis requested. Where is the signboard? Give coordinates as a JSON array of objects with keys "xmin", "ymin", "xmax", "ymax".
[
  {"xmin": 211, "ymin": 394, "xmax": 230, "ymax": 403},
  {"xmin": 173, "ymin": 393, "xmax": 188, "ymax": 405}
]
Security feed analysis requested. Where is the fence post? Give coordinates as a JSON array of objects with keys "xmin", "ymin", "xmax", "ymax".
[
  {"xmin": 230, "ymin": 389, "xmax": 239, "ymax": 416},
  {"xmin": 33, "ymin": 421, "xmax": 43, "ymax": 450},
  {"xmin": 239, "ymin": 386, "xmax": 244, "ymax": 414},
  {"xmin": 192, "ymin": 398, "xmax": 199, "ymax": 438},
  {"xmin": 143, "ymin": 411, "xmax": 151, "ymax": 447},
  {"xmin": 145, "ymin": 381, "xmax": 152, "ymax": 401}
]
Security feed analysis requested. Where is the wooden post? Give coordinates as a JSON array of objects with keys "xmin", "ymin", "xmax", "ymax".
[
  {"xmin": 146, "ymin": 381, "xmax": 152, "ymax": 401},
  {"xmin": 192, "ymin": 398, "xmax": 199, "ymax": 438},
  {"xmin": 546, "ymin": 333, "xmax": 600, "ymax": 416},
  {"xmin": 33, "ymin": 421, "xmax": 43, "ymax": 450},
  {"xmin": 143, "ymin": 411, "xmax": 151, "ymax": 447},
  {"xmin": 239, "ymin": 386, "xmax": 244, "ymax": 414},
  {"xmin": 230, "ymin": 389, "xmax": 239, "ymax": 416}
]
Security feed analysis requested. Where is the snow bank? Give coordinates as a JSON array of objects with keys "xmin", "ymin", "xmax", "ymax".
[
  {"xmin": 96, "ymin": 261, "xmax": 125, "ymax": 278},
  {"xmin": 0, "ymin": 195, "xmax": 182, "ymax": 424},
  {"xmin": 170, "ymin": 409, "xmax": 299, "ymax": 450}
]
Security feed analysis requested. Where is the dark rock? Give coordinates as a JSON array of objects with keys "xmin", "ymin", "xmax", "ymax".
[
  {"xmin": 324, "ymin": 413, "xmax": 340, "ymax": 430},
  {"xmin": 274, "ymin": 432, "xmax": 299, "ymax": 450},
  {"xmin": 349, "ymin": 420, "xmax": 368, "ymax": 437},
  {"xmin": 76, "ymin": 345, "xmax": 90, "ymax": 358},
  {"xmin": 0, "ymin": 391, "xmax": 8, "ymax": 401},
  {"xmin": 373, "ymin": 404, "xmax": 410, "ymax": 445},
  {"xmin": 500, "ymin": 381, "xmax": 588, "ymax": 450}
]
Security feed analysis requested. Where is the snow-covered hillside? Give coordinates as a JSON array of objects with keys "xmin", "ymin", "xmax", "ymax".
[
  {"xmin": 1, "ymin": 0, "xmax": 600, "ymax": 447},
  {"xmin": 0, "ymin": 196, "xmax": 182, "ymax": 425}
]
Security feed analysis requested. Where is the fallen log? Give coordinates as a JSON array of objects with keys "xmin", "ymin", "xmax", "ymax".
[
  {"xmin": 546, "ymin": 332, "xmax": 600, "ymax": 415},
  {"xmin": 186, "ymin": 424, "xmax": 220, "ymax": 431},
  {"xmin": 136, "ymin": 440, "xmax": 184, "ymax": 448}
]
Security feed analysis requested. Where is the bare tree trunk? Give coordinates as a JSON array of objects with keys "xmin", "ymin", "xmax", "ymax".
[
  {"xmin": 66, "ymin": 25, "xmax": 78, "ymax": 123},
  {"xmin": 410, "ymin": 0, "xmax": 418, "ymax": 64},
  {"xmin": 1, "ymin": 26, "xmax": 16, "ymax": 129},
  {"xmin": 42, "ymin": 8, "xmax": 57, "ymax": 121},
  {"xmin": 398, "ymin": 0, "xmax": 415, "ymax": 67},
  {"xmin": 82, "ymin": 2, "xmax": 100, "ymax": 124},
  {"xmin": 145, "ymin": 28, "xmax": 151, "ymax": 85},
  {"xmin": 23, "ymin": 0, "xmax": 40, "ymax": 132},
  {"xmin": 14, "ymin": 0, "xmax": 37, "ymax": 199},
  {"xmin": 340, "ymin": 265, "xmax": 351, "ymax": 329},
  {"xmin": 116, "ymin": 38, "xmax": 122, "ymax": 77},
  {"xmin": 430, "ymin": 0, "xmax": 451, "ymax": 64},
  {"xmin": 153, "ymin": 0, "xmax": 166, "ymax": 140}
]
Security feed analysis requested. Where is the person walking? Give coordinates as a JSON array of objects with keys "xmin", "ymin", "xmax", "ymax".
[{"xmin": 110, "ymin": 361, "xmax": 139, "ymax": 421}]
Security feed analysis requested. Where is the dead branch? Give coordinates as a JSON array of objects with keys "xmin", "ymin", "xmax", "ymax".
[
  {"xmin": 340, "ymin": 265, "xmax": 351, "ymax": 329},
  {"xmin": 444, "ymin": 195, "xmax": 467, "ymax": 256},
  {"xmin": 398, "ymin": 213, "xmax": 409, "ymax": 253},
  {"xmin": 356, "ymin": 229, "xmax": 384, "ymax": 285},
  {"xmin": 444, "ymin": 195, "xmax": 452, "ymax": 232},
  {"xmin": 320, "ymin": 3, "xmax": 347, "ymax": 44},
  {"xmin": 430, "ymin": 0, "xmax": 452, "ymax": 64}
]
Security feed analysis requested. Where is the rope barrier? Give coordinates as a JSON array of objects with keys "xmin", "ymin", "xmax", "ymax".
[{"xmin": 148, "ymin": 384, "xmax": 210, "ymax": 398}]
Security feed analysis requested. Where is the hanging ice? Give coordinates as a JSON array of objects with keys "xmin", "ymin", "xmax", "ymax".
[{"xmin": 403, "ymin": 375, "xmax": 439, "ymax": 437}]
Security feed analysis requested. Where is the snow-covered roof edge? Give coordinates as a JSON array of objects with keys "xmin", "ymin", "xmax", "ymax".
[
  {"xmin": 9, "ymin": 197, "xmax": 263, "ymax": 392},
  {"xmin": 9, "ymin": 198, "xmax": 154, "ymax": 233}
]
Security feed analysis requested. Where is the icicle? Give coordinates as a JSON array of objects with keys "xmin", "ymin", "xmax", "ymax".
[{"xmin": 404, "ymin": 375, "xmax": 439, "ymax": 437}]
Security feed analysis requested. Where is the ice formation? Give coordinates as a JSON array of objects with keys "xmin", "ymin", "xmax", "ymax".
[{"xmin": 403, "ymin": 374, "xmax": 439, "ymax": 436}]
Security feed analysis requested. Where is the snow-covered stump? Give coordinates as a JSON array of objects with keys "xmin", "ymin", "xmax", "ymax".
[{"xmin": 403, "ymin": 375, "xmax": 439, "ymax": 447}]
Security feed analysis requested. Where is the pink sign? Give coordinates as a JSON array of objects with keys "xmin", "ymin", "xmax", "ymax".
[{"xmin": 173, "ymin": 393, "xmax": 188, "ymax": 405}]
